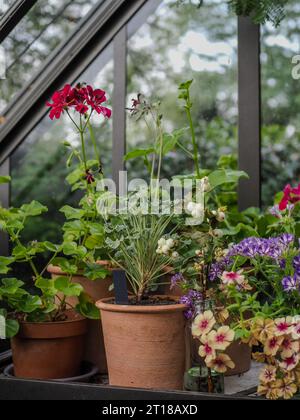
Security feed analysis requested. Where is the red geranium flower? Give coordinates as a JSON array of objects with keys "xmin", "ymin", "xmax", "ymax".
[
  {"xmin": 84, "ymin": 85, "xmax": 112, "ymax": 118},
  {"xmin": 279, "ymin": 183, "xmax": 300, "ymax": 211},
  {"xmin": 85, "ymin": 169, "xmax": 95, "ymax": 185},
  {"xmin": 46, "ymin": 84, "xmax": 76, "ymax": 120},
  {"xmin": 47, "ymin": 83, "xmax": 111, "ymax": 120}
]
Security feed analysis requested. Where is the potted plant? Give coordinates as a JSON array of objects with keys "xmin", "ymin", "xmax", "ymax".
[
  {"xmin": 46, "ymin": 83, "xmax": 114, "ymax": 372},
  {"xmin": 0, "ymin": 187, "xmax": 97, "ymax": 379},
  {"xmin": 97, "ymin": 212, "xmax": 187, "ymax": 390},
  {"xmin": 210, "ymin": 230, "xmax": 300, "ymax": 399}
]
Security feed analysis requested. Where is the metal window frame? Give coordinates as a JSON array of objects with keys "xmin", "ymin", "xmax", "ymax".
[
  {"xmin": 238, "ymin": 17, "xmax": 261, "ymax": 210},
  {"xmin": 0, "ymin": 0, "xmax": 149, "ymax": 165},
  {"xmin": 0, "ymin": 0, "xmax": 38, "ymax": 43}
]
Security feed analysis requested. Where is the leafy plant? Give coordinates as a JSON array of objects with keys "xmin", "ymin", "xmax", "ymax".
[
  {"xmin": 228, "ymin": 0, "xmax": 288, "ymax": 27},
  {"xmin": 0, "ymin": 194, "xmax": 98, "ymax": 338},
  {"xmin": 177, "ymin": 0, "xmax": 288, "ymax": 27},
  {"xmin": 108, "ymin": 213, "xmax": 175, "ymax": 302}
]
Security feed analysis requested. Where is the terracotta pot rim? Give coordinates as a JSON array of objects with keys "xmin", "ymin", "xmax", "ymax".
[
  {"xmin": 18, "ymin": 317, "xmax": 86, "ymax": 327},
  {"xmin": 16, "ymin": 314, "xmax": 88, "ymax": 339},
  {"xmin": 96, "ymin": 295, "xmax": 187, "ymax": 314},
  {"xmin": 47, "ymin": 260, "xmax": 112, "ymax": 276}
]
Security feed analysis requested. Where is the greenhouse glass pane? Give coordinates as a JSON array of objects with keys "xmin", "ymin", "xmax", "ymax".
[
  {"xmin": 0, "ymin": 0, "xmax": 16, "ymax": 15},
  {"xmin": 0, "ymin": 0, "xmax": 102, "ymax": 113},
  {"xmin": 126, "ymin": 0, "xmax": 238, "ymax": 181},
  {"xmin": 10, "ymin": 45, "xmax": 113, "ymax": 251},
  {"xmin": 261, "ymin": 0, "xmax": 300, "ymax": 207}
]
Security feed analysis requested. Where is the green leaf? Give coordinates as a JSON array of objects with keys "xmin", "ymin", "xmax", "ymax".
[
  {"xmin": 21, "ymin": 201, "xmax": 48, "ymax": 217},
  {"xmin": 208, "ymin": 169, "xmax": 249, "ymax": 189},
  {"xmin": 60, "ymin": 205, "xmax": 85, "ymax": 220},
  {"xmin": 12, "ymin": 244, "xmax": 28, "ymax": 259},
  {"xmin": 0, "ymin": 256, "xmax": 14, "ymax": 274},
  {"xmin": 76, "ymin": 293, "xmax": 100, "ymax": 320},
  {"xmin": 89, "ymin": 223, "xmax": 105, "ymax": 236},
  {"xmin": 85, "ymin": 235, "xmax": 104, "ymax": 250},
  {"xmin": 35, "ymin": 277, "xmax": 57, "ymax": 295},
  {"xmin": 55, "ymin": 277, "xmax": 83, "ymax": 297},
  {"xmin": 83, "ymin": 263, "xmax": 110, "ymax": 281},
  {"xmin": 18, "ymin": 295, "xmax": 43, "ymax": 313},
  {"xmin": 63, "ymin": 242, "xmax": 87, "ymax": 258},
  {"xmin": 63, "ymin": 220, "xmax": 85, "ymax": 240},
  {"xmin": 124, "ymin": 148, "xmax": 154, "ymax": 162},
  {"xmin": 0, "ymin": 278, "xmax": 24, "ymax": 295},
  {"xmin": 0, "ymin": 175, "xmax": 11, "ymax": 185},
  {"xmin": 66, "ymin": 168, "xmax": 83, "ymax": 186},
  {"xmin": 178, "ymin": 80, "xmax": 193, "ymax": 90},
  {"xmin": 43, "ymin": 242, "xmax": 61, "ymax": 252},
  {"xmin": 0, "ymin": 310, "xmax": 19, "ymax": 339},
  {"xmin": 222, "ymin": 223, "xmax": 258, "ymax": 238},
  {"xmin": 52, "ymin": 257, "xmax": 78, "ymax": 275}
]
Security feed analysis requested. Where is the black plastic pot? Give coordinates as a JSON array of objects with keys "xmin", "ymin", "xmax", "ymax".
[{"xmin": 4, "ymin": 361, "xmax": 99, "ymax": 383}]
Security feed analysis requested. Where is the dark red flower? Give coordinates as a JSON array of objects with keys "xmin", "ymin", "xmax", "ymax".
[
  {"xmin": 132, "ymin": 94, "xmax": 142, "ymax": 108},
  {"xmin": 46, "ymin": 84, "xmax": 76, "ymax": 120},
  {"xmin": 84, "ymin": 85, "xmax": 112, "ymax": 118},
  {"xmin": 279, "ymin": 183, "xmax": 300, "ymax": 211},
  {"xmin": 85, "ymin": 170, "xmax": 95, "ymax": 185},
  {"xmin": 47, "ymin": 83, "xmax": 112, "ymax": 120}
]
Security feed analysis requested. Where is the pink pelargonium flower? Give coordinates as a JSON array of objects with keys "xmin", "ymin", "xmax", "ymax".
[
  {"xmin": 279, "ymin": 183, "xmax": 300, "ymax": 211},
  {"xmin": 279, "ymin": 354, "xmax": 299, "ymax": 371},
  {"xmin": 192, "ymin": 310, "xmax": 216, "ymax": 338},
  {"xmin": 274, "ymin": 317, "xmax": 294, "ymax": 337},
  {"xmin": 208, "ymin": 326, "xmax": 235, "ymax": 351},
  {"xmin": 221, "ymin": 270, "xmax": 245, "ymax": 286}
]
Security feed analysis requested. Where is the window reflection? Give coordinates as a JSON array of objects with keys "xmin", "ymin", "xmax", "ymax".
[
  {"xmin": 0, "ymin": 0, "xmax": 101, "ymax": 113},
  {"xmin": 261, "ymin": 0, "xmax": 300, "ymax": 207},
  {"xmin": 126, "ymin": 0, "xmax": 238, "ymax": 180},
  {"xmin": 11, "ymin": 45, "xmax": 113, "ymax": 244}
]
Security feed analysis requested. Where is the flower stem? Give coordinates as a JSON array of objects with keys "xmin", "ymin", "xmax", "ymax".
[
  {"xmin": 185, "ymin": 100, "xmax": 201, "ymax": 179},
  {"xmin": 79, "ymin": 116, "xmax": 88, "ymax": 172}
]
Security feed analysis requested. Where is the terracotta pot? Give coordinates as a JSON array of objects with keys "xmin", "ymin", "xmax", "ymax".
[
  {"xmin": 11, "ymin": 312, "xmax": 87, "ymax": 380},
  {"xmin": 225, "ymin": 340, "xmax": 252, "ymax": 376},
  {"xmin": 96, "ymin": 296, "xmax": 187, "ymax": 390},
  {"xmin": 47, "ymin": 262, "xmax": 113, "ymax": 374}
]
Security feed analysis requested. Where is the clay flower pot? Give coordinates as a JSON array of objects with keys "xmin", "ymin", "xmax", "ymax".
[
  {"xmin": 11, "ymin": 312, "xmax": 87, "ymax": 380},
  {"xmin": 47, "ymin": 261, "xmax": 114, "ymax": 374},
  {"xmin": 96, "ymin": 296, "xmax": 187, "ymax": 390}
]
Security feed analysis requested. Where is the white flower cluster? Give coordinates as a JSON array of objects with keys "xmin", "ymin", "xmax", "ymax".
[
  {"xmin": 156, "ymin": 238, "xmax": 179, "ymax": 259},
  {"xmin": 212, "ymin": 209, "xmax": 226, "ymax": 222},
  {"xmin": 187, "ymin": 202, "xmax": 204, "ymax": 219}
]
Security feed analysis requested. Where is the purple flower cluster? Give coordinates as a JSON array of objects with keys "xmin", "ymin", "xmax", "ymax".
[
  {"xmin": 282, "ymin": 274, "xmax": 299, "ymax": 292},
  {"xmin": 170, "ymin": 273, "xmax": 185, "ymax": 290},
  {"xmin": 227, "ymin": 234, "xmax": 294, "ymax": 259},
  {"xmin": 180, "ymin": 290, "xmax": 202, "ymax": 320},
  {"xmin": 282, "ymin": 254, "xmax": 300, "ymax": 293},
  {"xmin": 209, "ymin": 234, "xmax": 295, "ymax": 282}
]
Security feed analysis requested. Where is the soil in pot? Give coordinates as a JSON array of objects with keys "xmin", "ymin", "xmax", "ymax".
[
  {"xmin": 47, "ymin": 261, "xmax": 114, "ymax": 374},
  {"xmin": 96, "ymin": 296, "xmax": 187, "ymax": 391},
  {"xmin": 11, "ymin": 311, "xmax": 87, "ymax": 380}
]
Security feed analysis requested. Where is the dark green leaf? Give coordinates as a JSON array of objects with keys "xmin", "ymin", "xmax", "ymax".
[{"xmin": 54, "ymin": 277, "xmax": 83, "ymax": 297}]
